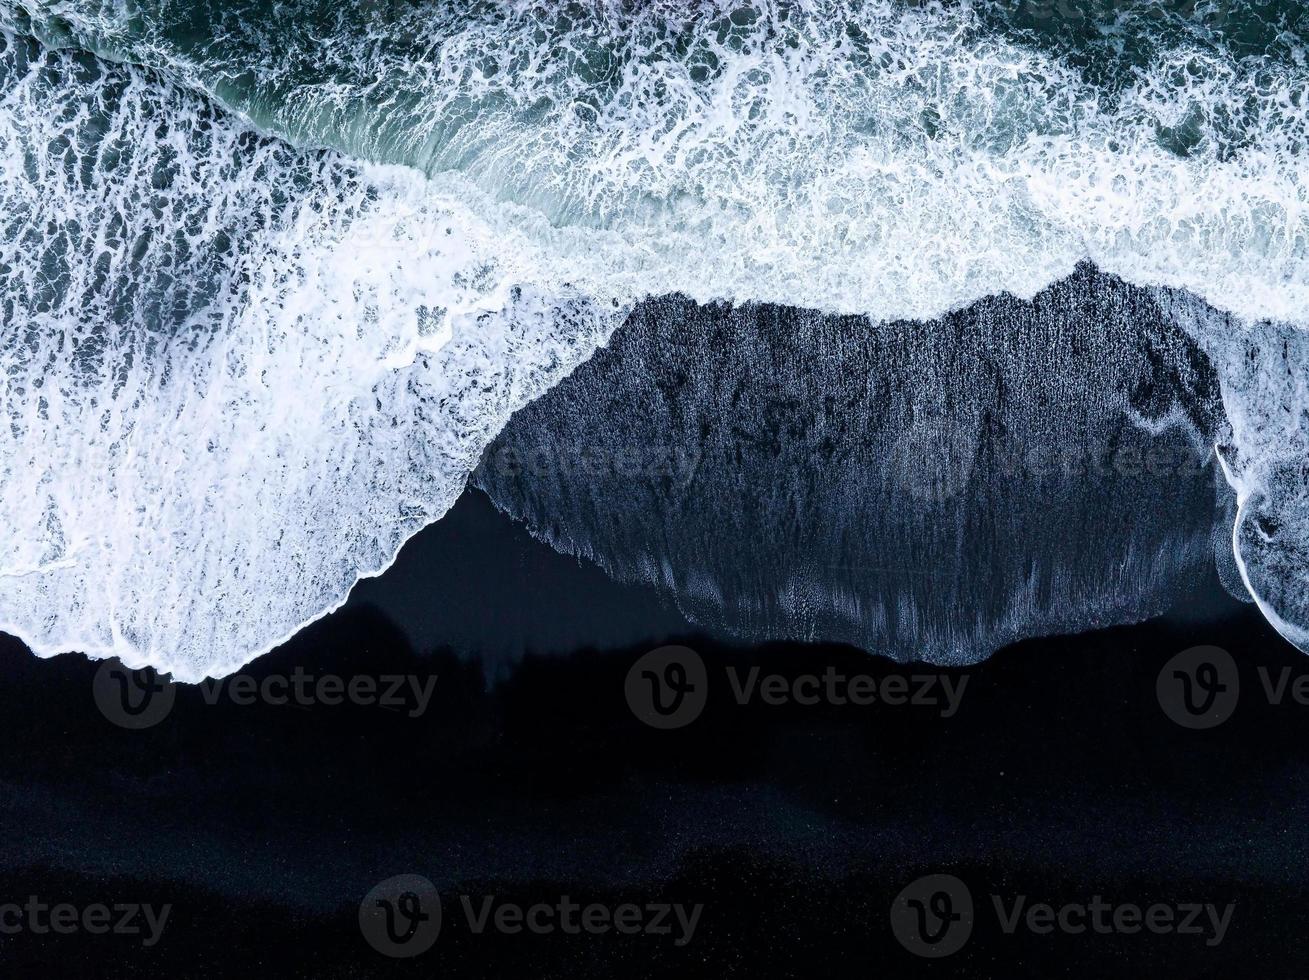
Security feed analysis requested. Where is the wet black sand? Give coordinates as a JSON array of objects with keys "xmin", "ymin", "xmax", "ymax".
[{"xmin": 0, "ymin": 487, "xmax": 1306, "ymax": 977}]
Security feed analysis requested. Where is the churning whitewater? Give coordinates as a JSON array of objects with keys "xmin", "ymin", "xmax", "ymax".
[{"xmin": 0, "ymin": 0, "xmax": 1306, "ymax": 678}]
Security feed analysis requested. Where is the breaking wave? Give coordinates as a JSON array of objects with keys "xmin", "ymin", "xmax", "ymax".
[{"xmin": 0, "ymin": 0, "xmax": 1305, "ymax": 677}]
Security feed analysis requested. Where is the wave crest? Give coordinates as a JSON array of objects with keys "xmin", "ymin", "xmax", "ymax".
[
  {"xmin": 0, "ymin": 2, "xmax": 1307, "ymax": 674},
  {"xmin": 6, "ymin": 0, "xmax": 1307, "ymax": 322}
]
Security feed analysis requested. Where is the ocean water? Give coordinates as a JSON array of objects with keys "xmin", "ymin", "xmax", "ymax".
[{"xmin": 0, "ymin": 1, "xmax": 1305, "ymax": 678}]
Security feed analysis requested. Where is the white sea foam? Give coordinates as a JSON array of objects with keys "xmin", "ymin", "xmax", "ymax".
[
  {"xmin": 0, "ymin": 0, "xmax": 1306, "ymax": 675},
  {"xmin": 0, "ymin": 38, "xmax": 615, "ymax": 679},
  {"xmin": 10, "ymin": 0, "xmax": 1307, "ymax": 323},
  {"xmin": 1160, "ymin": 289, "xmax": 1309, "ymax": 652}
]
